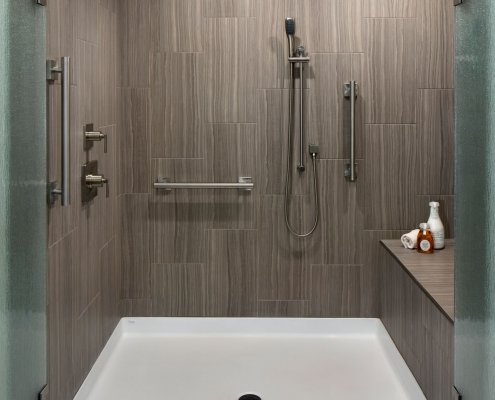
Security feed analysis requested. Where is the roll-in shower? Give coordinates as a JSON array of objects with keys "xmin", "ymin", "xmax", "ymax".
[{"xmin": 284, "ymin": 18, "xmax": 319, "ymax": 238}]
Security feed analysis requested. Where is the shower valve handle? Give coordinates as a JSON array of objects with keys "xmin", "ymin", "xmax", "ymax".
[
  {"xmin": 84, "ymin": 124, "xmax": 108, "ymax": 153},
  {"xmin": 85, "ymin": 174, "xmax": 109, "ymax": 197}
]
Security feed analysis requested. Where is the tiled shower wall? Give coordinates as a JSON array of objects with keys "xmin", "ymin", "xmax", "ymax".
[
  {"xmin": 47, "ymin": 0, "xmax": 120, "ymax": 399},
  {"xmin": 46, "ymin": 0, "xmax": 454, "ymax": 398},
  {"xmin": 118, "ymin": 0, "xmax": 455, "ymax": 318}
]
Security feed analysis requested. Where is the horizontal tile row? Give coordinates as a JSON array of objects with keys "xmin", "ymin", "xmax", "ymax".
[
  {"xmin": 119, "ymin": 190, "xmax": 404, "ymax": 314},
  {"xmin": 118, "ymin": 0, "xmax": 454, "ymax": 92},
  {"xmin": 120, "ymin": 262, "xmax": 367, "ymax": 318},
  {"xmin": 118, "ymin": 114, "xmax": 453, "ymax": 226}
]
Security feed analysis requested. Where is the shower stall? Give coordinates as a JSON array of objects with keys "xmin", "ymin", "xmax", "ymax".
[{"xmin": 4, "ymin": 0, "xmax": 486, "ymax": 399}]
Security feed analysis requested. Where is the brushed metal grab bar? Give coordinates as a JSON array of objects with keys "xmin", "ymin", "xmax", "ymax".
[
  {"xmin": 47, "ymin": 57, "xmax": 71, "ymax": 206},
  {"xmin": 344, "ymin": 80, "xmax": 358, "ymax": 182},
  {"xmin": 154, "ymin": 177, "xmax": 253, "ymax": 191}
]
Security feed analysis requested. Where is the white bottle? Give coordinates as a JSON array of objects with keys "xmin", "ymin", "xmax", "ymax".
[{"xmin": 427, "ymin": 201, "xmax": 445, "ymax": 250}]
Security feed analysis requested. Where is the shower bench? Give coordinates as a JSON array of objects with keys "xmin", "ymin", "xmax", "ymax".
[{"xmin": 380, "ymin": 239, "xmax": 454, "ymax": 400}]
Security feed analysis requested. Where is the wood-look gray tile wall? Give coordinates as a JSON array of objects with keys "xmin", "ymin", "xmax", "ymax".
[
  {"xmin": 205, "ymin": 17, "xmax": 257, "ymax": 122},
  {"xmin": 363, "ymin": 0, "xmax": 416, "ymax": 18},
  {"xmin": 47, "ymin": 1, "xmax": 121, "ymax": 399},
  {"xmin": 417, "ymin": 89, "xmax": 454, "ymax": 195},
  {"xmin": 120, "ymin": 194, "xmax": 151, "ymax": 299},
  {"xmin": 364, "ymin": 18, "xmax": 417, "ymax": 124},
  {"xmin": 417, "ymin": 0, "xmax": 454, "ymax": 89},
  {"xmin": 204, "ymin": 0, "xmax": 254, "ymax": 18},
  {"xmin": 118, "ymin": 0, "xmax": 455, "ymax": 321},
  {"xmin": 118, "ymin": 88, "xmax": 150, "ymax": 194},
  {"xmin": 47, "ymin": 0, "xmax": 455, "ymax": 397},
  {"xmin": 207, "ymin": 229, "xmax": 258, "ymax": 316},
  {"xmin": 365, "ymin": 124, "xmax": 418, "ymax": 230},
  {"xmin": 150, "ymin": 53, "xmax": 205, "ymax": 158},
  {"xmin": 257, "ymin": 300, "xmax": 311, "ymax": 317},
  {"xmin": 152, "ymin": 264, "xmax": 207, "ymax": 316}
]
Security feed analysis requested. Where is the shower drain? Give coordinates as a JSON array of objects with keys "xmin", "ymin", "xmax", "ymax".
[{"xmin": 238, "ymin": 395, "xmax": 262, "ymax": 400}]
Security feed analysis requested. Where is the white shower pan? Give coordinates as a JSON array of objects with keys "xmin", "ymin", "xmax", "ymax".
[{"xmin": 74, "ymin": 318, "xmax": 426, "ymax": 400}]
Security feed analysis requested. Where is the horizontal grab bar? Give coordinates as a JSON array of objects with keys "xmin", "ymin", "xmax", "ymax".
[{"xmin": 154, "ymin": 177, "xmax": 253, "ymax": 191}]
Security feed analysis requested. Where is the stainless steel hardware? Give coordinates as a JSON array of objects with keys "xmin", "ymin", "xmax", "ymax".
[
  {"xmin": 285, "ymin": 18, "xmax": 295, "ymax": 57},
  {"xmin": 296, "ymin": 46, "xmax": 308, "ymax": 173},
  {"xmin": 84, "ymin": 123, "xmax": 107, "ymax": 153},
  {"xmin": 85, "ymin": 174, "xmax": 109, "ymax": 196},
  {"xmin": 36, "ymin": 0, "xmax": 47, "ymax": 5},
  {"xmin": 284, "ymin": 18, "xmax": 319, "ymax": 238},
  {"xmin": 288, "ymin": 56, "xmax": 310, "ymax": 64},
  {"xmin": 47, "ymin": 57, "xmax": 71, "ymax": 206},
  {"xmin": 344, "ymin": 80, "xmax": 358, "ymax": 182},
  {"xmin": 309, "ymin": 144, "xmax": 319, "ymax": 156},
  {"xmin": 297, "ymin": 61, "xmax": 305, "ymax": 172},
  {"xmin": 154, "ymin": 177, "xmax": 253, "ymax": 192},
  {"xmin": 82, "ymin": 160, "xmax": 109, "ymax": 203}
]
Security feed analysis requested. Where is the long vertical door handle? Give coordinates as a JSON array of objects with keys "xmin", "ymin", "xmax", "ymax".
[
  {"xmin": 344, "ymin": 81, "xmax": 358, "ymax": 182},
  {"xmin": 48, "ymin": 57, "xmax": 71, "ymax": 206}
]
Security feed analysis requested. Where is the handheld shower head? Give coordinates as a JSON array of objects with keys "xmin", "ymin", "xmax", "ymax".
[
  {"xmin": 285, "ymin": 18, "xmax": 295, "ymax": 57},
  {"xmin": 285, "ymin": 18, "xmax": 295, "ymax": 36}
]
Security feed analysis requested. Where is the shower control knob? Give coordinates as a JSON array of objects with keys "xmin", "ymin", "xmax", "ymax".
[
  {"xmin": 85, "ymin": 174, "xmax": 108, "ymax": 187},
  {"xmin": 84, "ymin": 123, "xmax": 108, "ymax": 153},
  {"xmin": 81, "ymin": 160, "xmax": 110, "ymax": 203},
  {"xmin": 85, "ymin": 173, "xmax": 109, "ymax": 197},
  {"xmin": 85, "ymin": 174, "xmax": 109, "ymax": 197}
]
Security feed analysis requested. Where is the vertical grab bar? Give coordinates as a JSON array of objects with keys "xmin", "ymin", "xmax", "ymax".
[
  {"xmin": 344, "ymin": 80, "xmax": 358, "ymax": 182},
  {"xmin": 48, "ymin": 57, "xmax": 71, "ymax": 206}
]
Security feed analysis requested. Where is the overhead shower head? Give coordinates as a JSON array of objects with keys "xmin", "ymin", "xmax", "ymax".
[{"xmin": 285, "ymin": 18, "xmax": 295, "ymax": 36}]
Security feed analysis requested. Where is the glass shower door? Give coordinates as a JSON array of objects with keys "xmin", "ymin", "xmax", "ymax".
[
  {"xmin": 455, "ymin": 0, "xmax": 495, "ymax": 398},
  {"xmin": 0, "ymin": 0, "xmax": 47, "ymax": 399}
]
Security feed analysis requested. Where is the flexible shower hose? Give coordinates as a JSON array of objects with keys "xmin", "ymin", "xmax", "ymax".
[{"xmin": 284, "ymin": 63, "xmax": 319, "ymax": 238}]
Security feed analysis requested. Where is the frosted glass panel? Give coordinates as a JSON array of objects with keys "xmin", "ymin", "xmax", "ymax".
[
  {"xmin": 0, "ymin": 1, "xmax": 47, "ymax": 399},
  {"xmin": 455, "ymin": 0, "xmax": 495, "ymax": 398}
]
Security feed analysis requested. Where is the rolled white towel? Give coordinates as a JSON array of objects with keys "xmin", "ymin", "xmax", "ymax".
[{"xmin": 401, "ymin": 229, "xmax": 420, "ymax": 249}]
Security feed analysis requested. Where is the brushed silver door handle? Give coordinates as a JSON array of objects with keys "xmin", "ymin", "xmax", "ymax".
[{"xmin": 47, "ymin": 57, "xmax": 71, "ymax": 206}]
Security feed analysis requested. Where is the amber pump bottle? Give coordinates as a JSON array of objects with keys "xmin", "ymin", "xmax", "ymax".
[{"xmin": 417, "ymin": 223, "xmax": 434, "ymax": 254}]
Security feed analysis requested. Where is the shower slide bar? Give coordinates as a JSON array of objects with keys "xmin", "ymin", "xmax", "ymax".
[
  {"xmin": 344, "ymin": 80, "xmax": 358, "ymax": 182},
  {"xmin": 154, "ymin": 177, "xmax": 253, "ymax": 192},
  {"xmin": 47, "ymin": 57, "xmax": 71, "ymax": 206}
]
